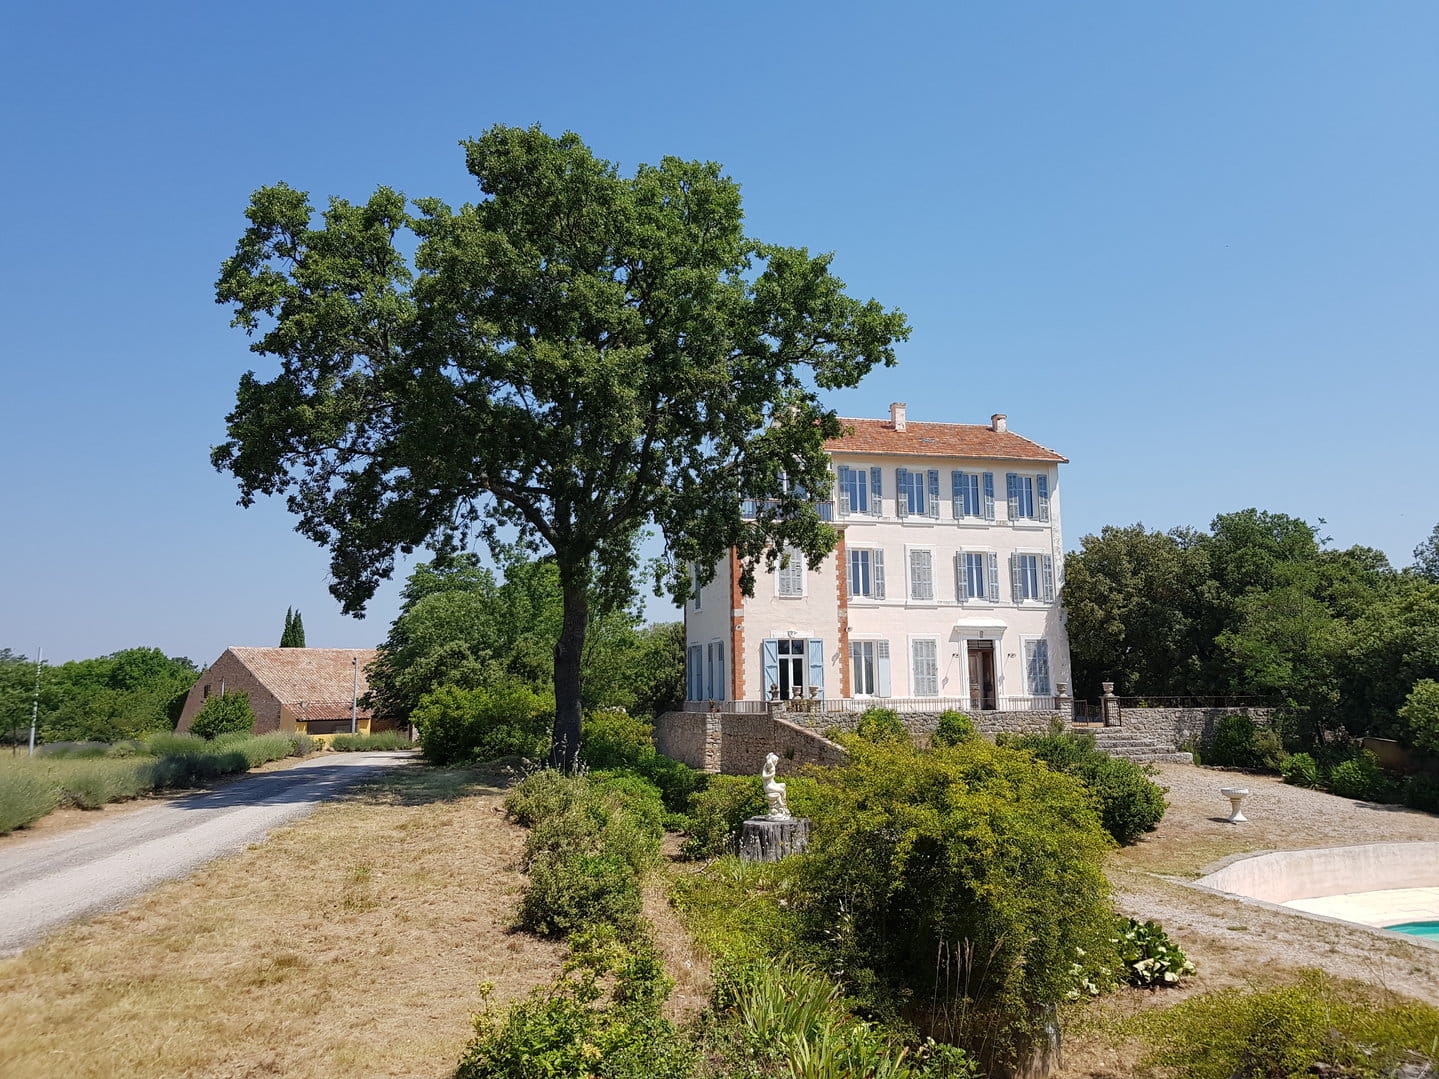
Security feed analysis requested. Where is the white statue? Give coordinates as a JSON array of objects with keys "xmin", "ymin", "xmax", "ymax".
[{"xmin": 761, "ymin": 752, "xmax": 791, "ymax": 820}]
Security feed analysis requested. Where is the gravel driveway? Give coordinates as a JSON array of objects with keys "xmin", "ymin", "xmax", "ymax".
[{"xmin": 0, "ymin": 751, "xmax": 411, "ymax": 956}]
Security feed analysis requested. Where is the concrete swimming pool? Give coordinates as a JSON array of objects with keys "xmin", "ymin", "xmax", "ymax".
[{"xmin": 1192, "ymin": 841, "xmax": 1439, "ymax": 946}]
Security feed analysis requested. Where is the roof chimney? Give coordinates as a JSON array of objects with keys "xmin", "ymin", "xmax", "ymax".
[
  {"xmin": 890, "ymin": 402, "xmax": 908, "ymax": 431},
  {"xmin": 990, "ymin": 413, "xmax": 1007, "ymax": 433}
]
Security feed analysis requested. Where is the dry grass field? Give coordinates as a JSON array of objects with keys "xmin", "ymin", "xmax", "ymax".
[{"xmin": 0, "ymin": 763, "xmax": 564, "ymax": 1079}]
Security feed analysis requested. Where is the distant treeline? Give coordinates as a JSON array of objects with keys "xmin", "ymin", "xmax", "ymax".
[{"xmin": 0, "ymin": 647, "xmax": 198, "ymax": 744}]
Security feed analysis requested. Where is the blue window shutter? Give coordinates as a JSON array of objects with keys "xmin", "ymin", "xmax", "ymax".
[
  {"xmin": 687, "ymin": 645, "xmax": 701, "ymax": 700},
  {"xmin": 983, "ymin": 473, "xmax": 996, "ymax": 520},
  {"xmin": 1037, "ymin": 474, "xmax": 1050, "ymax": 523},
  {"xmin": 876, "ymin": 640, "xmax": 891, "ymax": 697},
  {"xmin": 761, "ymin": 639, "xmax": 779, "ymax": 698},
  {"xmin": 954, "ymin": 552, "xmax": 964, "ymax": 601},
  {"xmin": 716, "ymin": 642, "xmax": 726, "ymax": 701},
  {"xmin": 926, "ymin": 470, "xmax": 940, "ymax": 517},
  {"xmin": 986, "ymin": 552, "xmax": 1000, "ymax": 602},
  {"xmin": 1006, "ymin": 473, "xmax": 1020, "ymax": 520},
  {"xmin": 870, "ymin": 467, "xmax": 882, "ymax": 514},
  {"xmin": 951, "ymin": 470, "xmax": 963, "ymax": 518},
  {"xmin": 896, "ymin": 468, "xmax": 910, "ymax": 517},
  {"xmin": 1041, "ymin": 554, "xmax": 1056, "ymax": 602},
  {"xmin": 807, "ymin": 638, "xmax": 825, "ymax": 699},
  {"xmin": 873, "ymin": 548, "xmax": 886, "ymax": 599},
  {"xmin": 1010, "ymin": 553, "xmax": 1024, "ymax": 600},
  {"xmin": 837, "ymin": 465, "xmax": 852, "ymax": 515}
]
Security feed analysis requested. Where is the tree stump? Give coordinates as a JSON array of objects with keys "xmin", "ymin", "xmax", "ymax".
[{"xmin": 738, "ymin": 816, "xmax": 811, "ymax": 862}]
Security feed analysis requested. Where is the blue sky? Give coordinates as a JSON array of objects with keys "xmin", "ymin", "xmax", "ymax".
[{"xmin": 2, "ymin": 1, "xmax": 1435, "ymax": 664}]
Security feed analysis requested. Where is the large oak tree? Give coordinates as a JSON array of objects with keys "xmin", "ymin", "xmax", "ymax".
[{"xmin": 213, "ymin": 125, "xmax": 908, "ymax": 767}]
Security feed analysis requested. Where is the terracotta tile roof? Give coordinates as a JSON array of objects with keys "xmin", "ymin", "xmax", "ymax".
[
  {"xmin": 228, "ymin": 647, "xmax": 379, "ymax": 716},
  {"xmin": 826, "ymin": 418, "xmax": 1067, "ymax": 463}
]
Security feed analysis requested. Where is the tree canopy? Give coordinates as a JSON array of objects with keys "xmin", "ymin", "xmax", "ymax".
[
  {"xmin": 279, "ymin": 608, "xmax": 306, "ymax": 648},
  {"xmin": 213, "ymin": 124, "xmax": 908, "ymax": 766},
  {"xmin": 1063, "ymin": 511, "xmax": 1439, "ymax": 746}
]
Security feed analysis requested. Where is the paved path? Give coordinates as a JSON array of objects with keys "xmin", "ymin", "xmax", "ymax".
[{"xmin": 0, "ymin": 751, "xmax": 410, "ymax": 955}]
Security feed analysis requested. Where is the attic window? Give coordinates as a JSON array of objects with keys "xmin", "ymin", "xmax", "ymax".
[{"xmin": 203, "ymin": 684, "xmax": 212, "ymax": 699}]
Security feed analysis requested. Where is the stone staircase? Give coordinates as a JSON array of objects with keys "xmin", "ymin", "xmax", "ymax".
[{"xmin": 1073, "ymin": 724, "xmax": 1193, "ymax": 765}]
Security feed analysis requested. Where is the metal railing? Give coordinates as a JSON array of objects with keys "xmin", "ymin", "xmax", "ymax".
[
  {"xmin": 1115, "ymin": 696, "xmax": 1279, "ymax": 710},
  {"xmin": 740, "ymin": 499, "xmax": 835, "ymax": 522},
  {"xmin": 682, "ymin": 696, "xmax": 1067, "ymax": 715}
]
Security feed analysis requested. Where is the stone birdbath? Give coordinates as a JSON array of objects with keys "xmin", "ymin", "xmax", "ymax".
[{"xmin": 1220, "ymin": 787, "xmax": 1250, "ymax": 823}]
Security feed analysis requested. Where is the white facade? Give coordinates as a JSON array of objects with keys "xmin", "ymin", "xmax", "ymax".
[{"xmin": 684, "ymin": 408, "xmax": 1072, "ymax": 711}]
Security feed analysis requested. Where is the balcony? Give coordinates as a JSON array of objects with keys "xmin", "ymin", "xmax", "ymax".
[{"xmin": 739, "ymin": 499, "xmax": 834, "ymax": 522}]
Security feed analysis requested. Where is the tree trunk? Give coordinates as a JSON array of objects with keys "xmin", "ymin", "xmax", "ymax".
[{"xmin": 550, "ymin": 574, "xmax": 588, "ymax": 772}]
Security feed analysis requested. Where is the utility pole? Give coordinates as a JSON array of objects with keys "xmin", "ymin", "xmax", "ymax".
[
  {"xmin": 350, "ymin": 655, "xmax": 359, "ymax": 734},
  {"xmin": 28, "ymin": 647, "xmax": 41, "ymax": 756}
]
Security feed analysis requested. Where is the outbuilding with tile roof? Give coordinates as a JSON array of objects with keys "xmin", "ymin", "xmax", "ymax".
[{"xmin": 175, "ymin": 647, "xmax": 381, "ymax": 737}]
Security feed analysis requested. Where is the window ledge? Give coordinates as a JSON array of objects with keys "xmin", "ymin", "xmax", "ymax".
[{"xmin": 1010, "ymin": 521, "xmax": 1050, "ymax": 530}]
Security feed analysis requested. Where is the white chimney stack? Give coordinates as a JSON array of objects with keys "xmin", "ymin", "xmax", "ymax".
[
  {"xmin": 890, "ymin": 402, "xmax": 908, "ymax": 431},
  {"xmin": 991, "ymin": 413, "xmax": 1008, "ymax": 433}
]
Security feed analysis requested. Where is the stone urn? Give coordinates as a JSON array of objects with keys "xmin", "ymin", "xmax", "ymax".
[{"xmin": 1220, "ymin": 787, "xmax": 1249, "ymax": 823}]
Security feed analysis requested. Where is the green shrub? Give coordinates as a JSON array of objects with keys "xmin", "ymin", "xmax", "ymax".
[
  {"xmin": 1140, "ymin": 971, "xmax": 1439, "ymax": 1079},
  {"xmin": 1206, "ymin": 714, "xmax": 1259, "ymax": 767},
  {"xmin": 1328, "ymin": 752, "xmax": 1397, "ymax": 802},
  {"xmin": 331, "ymin": 730, "xmax": 410, "ymax": 751},
  {"xmin": 456, "ymin": 961, "xmax": 696, "ymax": 1079},
  {"xmin": 517, "ymin": 850, "xmax": 643, "ymax": 939},
  {"xmin": 1250, "ymin": 725, "xmax": 1286, "ymax": 770},
  {"xmin": 1400, "ymin": 678, "xmax": 1439, "ymax": 755},
  {"xmin": 143, "ymin": 731, "xmax": 209, "ymax": 757},
  {"xmin": 37, "ymin": 742, "xmax": 110, "ymax": 759},
  {"xmin": 505, "ymin": 769, "xmax": 587, "ymax": 827},
  {"xmin": 413, "ymin": 682, "xmax": 552, "ymax": 765},
  {"xmin": 709, "ymin": 961, "xmax": 980, "ymax": 1079},
  {"xmin": 1401, "ymin": 773, "xmax": 1439, "ymax": 814},
  {"xmin": 794, "ymin": 739, "xmax": 1115, "ymax": 1064},
  {"xmin": 287, "ymin": 733, "xmax": 315, "ymax": 756},
  {"xmin": 589, "ymin": 772, "xmax": 667, "ymax": 838},
  {"xmin": 230, "ymin": 733, "xmax": 299, "ymax": 768},
  {"xmin": 105, "ymin": 740, "xmax": 145, "ymax": 758},
  {"xmin": 1280, "ymin": 752, "xmax": 1321, "ymax": 788},
  {"xmin": 189, "ymin": 692, "xmax": 257, "ymax": 740},
  {"xmin": 58, "ymin": 760, "xmax": 155, "ymax": 808},
  {"xmin": 854, "ymin": 707, "xmax": 909, "ymax": 744},
  {"xmin": 580, "ymin": 709, "xmax": 655, "ymax": 769},
  {"xmin": 997, "ymin": 727, "xmax": 1166, "ymax": 844},
  {"xmin": 932, "ymin": 709, "xmax": 977, "ymax": 747},
  {"xmin": 1114, "ymin": 918, "xmax": 1195, "ymax": 987},
  {"xmin": 0, "ymin": 770, "xmax": 62, "ymax": 833}
]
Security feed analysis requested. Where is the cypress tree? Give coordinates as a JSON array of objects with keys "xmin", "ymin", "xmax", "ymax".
[
  {"xmin": 291, "ymin": 610, "xmax": 306, "ymax": 648},
  {"xmin": 280, "ymin": 607, "xmax": 294, "ymax": 647}
]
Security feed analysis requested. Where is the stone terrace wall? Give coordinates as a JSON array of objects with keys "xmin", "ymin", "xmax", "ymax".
[
  {"xmin": 781, "ymin": 708, "xmax": 1064, "ymax": 740},
  {"xmin": 1117, "ymin": 706, "xmax": 1275, "ymax": 747},
  {"xmin": 654, "ymin": 711, "xmax": 847, "ymax": 775}
]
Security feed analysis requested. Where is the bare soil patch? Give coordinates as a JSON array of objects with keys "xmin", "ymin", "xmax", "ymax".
[
  {"xmin": 1053, "ymin": 762, "xmax": 1439, "ymax": 1078},
  {"xmin": 0, "ymin": 763, "xmax": 564, "ymax": 1079}
]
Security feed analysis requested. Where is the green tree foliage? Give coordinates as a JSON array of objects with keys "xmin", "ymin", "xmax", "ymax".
[
  {"xmin": 793, "ymin": 739, "xmax": 1113, "ymax": 1063},
  {"xmin": 188, "ymin": 691, "xmax": 257, "ymax": 740},
  {"xmin": 1413, "ymin": 522, "xmax": 1439, "ymax": 583},
  {"xmin": 411, "ymin": 682, "xmax": 553, "ymax": 764},
  {"xmin": 368, "ymin": 554, "xmax": 684, "ymax": 721},
  {"xmin": 1, "ymin": 648, "xmax": 199, "ymax": 744},
  {"xmin": 212, "ymin": 124, "xmax": 908, "ymax": 768},
  {"xmin": 1063, "ymin": 510, "xmax": 1439, "ymax": 746},
  {"xmin": 1399, "ymin": 679, "xmax": 1439, "ymax": 755},
  {"xmin": 279, "ymin": 608, "xmax": 306, "ymax": 648}
]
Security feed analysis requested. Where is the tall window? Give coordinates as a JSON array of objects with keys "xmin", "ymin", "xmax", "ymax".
[
  {"xmin": 686, "ymin": 644, "xmax": 703, "ymax": 700},
  {"xmin": 1025, "ymin": 639, "xmax": 1052, "ymax": 696},
  {"xmin": 911, "ymin": 639, "xmax": 938, "ymax": 697},
  {"xmin": 1011, "ymin": 553, "xmax": 1056, "ymax": 602},
  {"xmin": 848, "ymin": 548, "xmax": 886, "ymax": 599},
  {"xmin": 957, "ymin": 551, "xmax": 999, "ymax": 601},
  {"xmin": 1006, "ymin": 472, "xmax": 1051, "ymax": 522},
  {"xmin": 777, "ymin": 638, "xmax": 806, "ymax": 699},
  {"xmin": 951, "ymin": 471, "xmax": 996, "ymax": 520},
  {"xmin": 908, "ymin": 549, "xmax": 934, "ymax": 601},
  {"xmin": 896, "ymin": 468, "xmax": 940, "ymax": 517},
  {"xmin": 837, "ymin": 465, "xmax": 881, "ymax": 515},
  {"xmin": 777, "ymin": 549, "xmax": 805, "ymax": 597},
  {"xmin": 706, "ymin": 641, "xmax": 726, "ymax": 700},
  {"xmin": 850, "ymin": 639, "xmax": 889, "ymax": 696}
]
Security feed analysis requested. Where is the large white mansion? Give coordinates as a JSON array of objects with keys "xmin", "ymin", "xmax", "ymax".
[{"xmin": 684, "ymin": 404, "xmax": 1072, "ymax": 711}]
